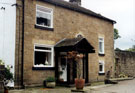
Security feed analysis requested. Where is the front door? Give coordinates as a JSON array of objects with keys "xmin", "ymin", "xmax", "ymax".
[
  {"xmin": 58, "ymin": 52, "xmax": 68, "ymax": 83},
  {"xmin": 59, "ymin": 55, "xmax": 67, "ymax": 82}
]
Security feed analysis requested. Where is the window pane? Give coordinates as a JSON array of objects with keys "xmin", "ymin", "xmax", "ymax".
[
  {"xmin": 37, "ymin": 6, "xmax": 52, "ymax": 13},
  {"xmin": 99, "ymin": 64, "xmax": 103, "ymax": 71},
  {"xmin": 99, "ymin": 42, "xmax": 103, "ymax": 52},
  {"xmin": 37, "ymin": 17, "xmax": 51, "ymax": 27},
  {"xmin": 37, "ymin": 11, "xmax": 51, "ymax": 19},
  {"xmin": 99, "ymin": 38, "xmax": 103, "ymax": 41},
  {"xmin": 36, "ymin": 8, "xmax": 52, "ymax": 27},
  {"xmin": 61, "ymin": 57, "xmax": 66, "ymax": 66},
  {"xmin": 35, "ymin": 51, "xmax": 51, "ymax": 66}
]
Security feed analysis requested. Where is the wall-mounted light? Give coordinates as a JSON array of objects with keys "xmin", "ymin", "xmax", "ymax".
[{"xmin": 11, "ymin": 3, "xmax": 22, "ymax": 7}]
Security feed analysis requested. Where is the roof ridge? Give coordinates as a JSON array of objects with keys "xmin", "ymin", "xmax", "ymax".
[{"xmin": 39, "ymin": 0, "xmax": 116, "ymax": 23}]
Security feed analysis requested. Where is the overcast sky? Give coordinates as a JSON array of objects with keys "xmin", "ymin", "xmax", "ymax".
[
  {"xmin": 65, "ymin": 0, "xmax": 135, "ymax": 50},
  {"xmin": 82, "ymin": 0, "xmax": 135, "ymax": 50}
]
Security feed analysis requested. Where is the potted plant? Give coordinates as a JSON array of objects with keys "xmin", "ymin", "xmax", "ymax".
[
  {"xmin": 58, "ymin": 71, "xmax": 64, "ymax": 82},
  {"xmin": 67, "ymin": 51, "xmax": 85, "ymax": 90},
  {"xmin": 45, "ymin": 77, "xmax": 56, "ymax": 88}
]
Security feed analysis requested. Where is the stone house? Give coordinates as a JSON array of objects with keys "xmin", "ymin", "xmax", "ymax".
[{"xmin": 0, "ymin": 0, "xmax": 116, "ymax": 88}]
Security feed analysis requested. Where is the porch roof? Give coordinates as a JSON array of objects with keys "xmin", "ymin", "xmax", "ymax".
[{"xmin": 55, "ymin": 37, "xmax": 95, "ymax": 53}]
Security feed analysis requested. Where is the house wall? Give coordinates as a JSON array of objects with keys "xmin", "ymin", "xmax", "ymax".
[
  {"xmin": 115, "ymin": 51, "xmax": 135, "ymax": 77},
  {"xmin": 0, "ymin": 0, "xmax": 16, "ymax": 87},
  {"xmin": 15, "ymin": 0, "xmax": 114, "ymax": 86}
]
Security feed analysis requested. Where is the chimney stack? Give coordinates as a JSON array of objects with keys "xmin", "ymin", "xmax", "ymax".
[{"xmin": 69, "ymin": 0, "xmax": 81, "ymax": 6}]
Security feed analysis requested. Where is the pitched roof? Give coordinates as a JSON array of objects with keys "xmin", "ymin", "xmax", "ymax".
[
  {"xmin": 55, "ymin": 37, "xmax": 83, "ymax": 47},
  {"xmin": 55, "ymin": 37, "xmax": 95, "ymax": 53},
  {"xmin": 38, "ymin": 0, "xmax": 116, "ymax": 24}
]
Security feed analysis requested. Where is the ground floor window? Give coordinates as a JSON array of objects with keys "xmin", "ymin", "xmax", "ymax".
[
  {"xmin": 99, "ymin": 60, "xmax": 105, "ymax": 73},
  {"xmin": 34, "ymin": 44, "xmax": 54, "ymax": 67}
]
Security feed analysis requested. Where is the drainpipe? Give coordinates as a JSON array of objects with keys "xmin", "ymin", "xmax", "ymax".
[{"xmin": 21, "ymin": 0, "xmax": 25, "ymax": 88}]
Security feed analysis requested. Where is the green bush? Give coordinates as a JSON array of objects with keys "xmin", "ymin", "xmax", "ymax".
[
  {"xmin": 46, "ymin": 77, "xmax": 55, "ymax": 82},
  {"xmin": 4, "ymin": 68, "xmax": 13, "ymax": 80},
  {"xmin": 0, "ymin": 59, "xmax": 4, "ymax": 65},
  {"xmin": 0, "ymin": 59, "xmax": 13, "ymax": 81}
]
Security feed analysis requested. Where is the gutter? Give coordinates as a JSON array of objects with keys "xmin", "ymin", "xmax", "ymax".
[{"xmin": 21, "ymin": 0, "xmax": 25, "ymax": 88}]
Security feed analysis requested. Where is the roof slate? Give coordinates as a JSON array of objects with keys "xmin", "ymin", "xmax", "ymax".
[
  {"xmin": 55, "ymin": 37, "xmax": 95, "ymax": 53},
  {"xmin": 55, "ymin": 37, "xmax": 83, "ymax": 47},
  {"xmin": 38, "ymin": 0, "xmax": 116, "ymax": 24}
]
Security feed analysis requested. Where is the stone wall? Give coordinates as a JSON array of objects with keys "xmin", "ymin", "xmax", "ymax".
[
  {"xmin": 115, "ymin": 51, "xmax": 135, "ymax": 77},
  {"xmin": 15, "ymin": 0, "xmax": 114, "ymax": 87}
]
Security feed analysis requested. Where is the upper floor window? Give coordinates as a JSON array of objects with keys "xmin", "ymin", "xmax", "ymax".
[
  {"xmin": 99, "ymin": 37, "xmax": 104, "ymax": 54},
  {"xmin": 36, "ymin": 5, "xmax": 53, "ymax": 28},
  {"xmin": 99, "ymin": 60, "xmax": 105, "ymax": 73},
  {"xmin": 34, "ymin": 44, "xmax": 54, "ymax": 67}
]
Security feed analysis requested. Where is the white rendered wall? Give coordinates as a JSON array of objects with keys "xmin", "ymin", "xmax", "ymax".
[{"xmin": 0, "ymin": 0, "xmax": 16, "ymax": 87}]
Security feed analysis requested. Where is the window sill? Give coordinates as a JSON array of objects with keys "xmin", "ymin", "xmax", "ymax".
[
  {"xmin": 35, "ymin": 25, "xmax": 54, "ymax": 31},
  {"xmin": 98, "ymin": 73, "xmax": 105, "ymax": 75},
  {"xmin": 98, "ymin": 53, "xmax": 105, "ymax": 56},
  {"xmin": 32, "ymin": 67, "xmax": 55, "ymax": 70}
]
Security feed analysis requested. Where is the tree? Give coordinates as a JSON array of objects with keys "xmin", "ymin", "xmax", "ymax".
[
  {"xmin": 114, "ymin": 28, "xmax": 121, "ymax": 40},
  {"xmin": 126, "ymin": 45, "xmax": 135, "ymax": 52},
  {"xmin": 115, "ymin": 48, "xmax": 121, "ymax": 51}
]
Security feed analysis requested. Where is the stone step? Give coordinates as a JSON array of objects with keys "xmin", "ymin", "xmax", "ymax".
[{"xmin": 104, "ymin": 79, "xmax": 118, "ymax": 84}]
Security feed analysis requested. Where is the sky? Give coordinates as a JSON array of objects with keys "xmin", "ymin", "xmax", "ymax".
[{"xmin": 65, "ymin": 0, "xmax": 135, "ymax": 50}]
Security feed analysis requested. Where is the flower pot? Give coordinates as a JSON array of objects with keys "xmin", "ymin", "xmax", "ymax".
[
  {"xmin": 46, "ymin": 82, "xmax": 56, "ymax": 88},
  {"xmin": 75, "ymin": 78, "xmax": 85, "ymax": 90},
  {"xmin": 4, "ymin": 89, "xmax": 8, "ymax": 93}
]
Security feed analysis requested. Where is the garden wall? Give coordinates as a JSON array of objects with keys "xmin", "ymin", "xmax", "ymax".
[{"xmin": 115, "ymin": 50, "xmax": 135, "ymax": 77}]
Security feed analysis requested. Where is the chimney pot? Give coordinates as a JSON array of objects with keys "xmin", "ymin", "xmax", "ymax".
[{"xmin": 69, "ymin": 0, "xmax": 81, "ymax": 6}]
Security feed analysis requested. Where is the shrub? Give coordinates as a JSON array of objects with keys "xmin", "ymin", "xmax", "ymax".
[
  {"xmin": 0, "ymin": 59, "xmax": 13, "ymax": 86},
  {"xmin": 46, "ymin": 77, "xmax": 55, "ymax": 82},
  {"xmin": 4, "ymin": 68, "xmax": 13, "ymax": 80},
  {"xmin": 0, "ymin": 59, "xmax": 4, "ymax": 65}
]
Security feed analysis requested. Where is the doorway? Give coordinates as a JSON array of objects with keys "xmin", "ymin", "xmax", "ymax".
[
  {"xmin": 56, "ymin": 52, "xmax": 88, "ymax": 85},
  {"xmin": 59, "ymin": 52, "xmax": 67, "ymax": 82},
  {"xmin": 55, "ymin": 37, "xmax": 95, "ymax": 85}
]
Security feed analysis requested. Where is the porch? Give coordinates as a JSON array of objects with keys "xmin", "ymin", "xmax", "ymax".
[{"xmin": 55, "ymin": 37, "xmax": 95, "ymax": 86}]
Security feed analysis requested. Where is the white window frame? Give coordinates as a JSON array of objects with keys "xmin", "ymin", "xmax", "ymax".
[
  {"xmin": 36, "ymin": 4, "xmax": 53, "ymax": 28},
  {"xmin": 98, "ymin": 37, "xmax": 104, "ymax": 54},
  {"xmin": 99, "ymin": 60, "xmax": 105, "ymax": 73},
  {"xmin": 34, "ymin": 44, "xmax": 54, "ymax": 67}
]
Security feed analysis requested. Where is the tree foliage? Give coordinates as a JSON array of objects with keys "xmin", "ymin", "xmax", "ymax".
[
  {"xmin": 114, "ymin": 28, "xmax": 121, "ymax": 40},
  {"xmin": 126, "ymin": 45, "xmax": 135, "ymax": 52},
  {"xmin": 115, "ymin": 48, "xmax": 121, "ymax": 51}
]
